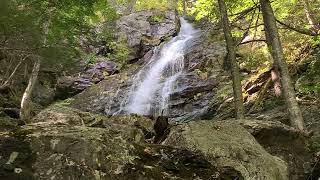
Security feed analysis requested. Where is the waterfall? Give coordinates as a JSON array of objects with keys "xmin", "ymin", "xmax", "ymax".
[{"xmin": 123, "ymin": 18, "xmax": 199, "ymax": 117}]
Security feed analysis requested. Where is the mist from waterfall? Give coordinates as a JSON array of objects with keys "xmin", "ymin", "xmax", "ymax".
[{"xmin": 123, "ymin": 18, "xmax": 199, "ymax": 117}]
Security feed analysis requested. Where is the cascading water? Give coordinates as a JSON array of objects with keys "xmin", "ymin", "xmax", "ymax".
[{"xmin": 123, "ymin": 18, "xmax": 199, "ymax": 117}]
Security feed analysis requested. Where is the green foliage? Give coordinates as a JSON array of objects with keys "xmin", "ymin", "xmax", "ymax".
[
  {"xmin": 310, "ymin": 134, "xmax": 320, "ymax": 151},
  {"xmin": 0, "ymin": 0, "xmax": 118, "ymax": 72},
  {"xmin": 56, "ymin": 98, "xmax": 75, "ymax": 107},
  {"xmin": 107, "ymin": 40, "xmax": 130, "ymax": 66},
  {"xmin": 190, "ymin": 0, "xmax": 217, "ymax": 21},
  {"xmin": 262, "ymin": 96, "xmax": 286, "ymax": 110},
  {"xmin": 135, "ymin": 0, "xmax": 170, "ymax": 11},
  {"xmin": 83, "ymin": 52, "xmax": 98, "ymax": 65},
  {"xmin": 147, "ymin": 14, "xmax": 166, "ymax": 24},
  {"xmin": 312, "ymin": 35, "xmax": 320, "ymax": 46},
  {"xmin": 239, "ymin": 47, "xmax": 270, "ymax": 71},
  {"xmin": 296, "ymin": 53, "xmax": 320, "ymax": 97}
]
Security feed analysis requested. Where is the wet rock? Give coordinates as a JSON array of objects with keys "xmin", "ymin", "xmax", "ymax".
[
  {"xmin": 70, "ymin": 31, "xmax": 228, "ymax": 122},
  {"xmin": 70, "ymin": 74, "xmax": 130, "ymax": 114},
  {"xmin": 69, "ymin": 62, "xmax": 142, "ymax": 115},
  {"xmin": 167, "ymin": 73, "xmax": 218, "ymax": 121},
  {"xmin": 163, "ymin": 120, "xmax": 289, "ymax": 180}
]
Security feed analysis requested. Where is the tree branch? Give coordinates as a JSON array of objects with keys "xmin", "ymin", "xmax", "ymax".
[
  {"xmin": 276, "ymin": 19, "xmax": 319, "ymax": 36},
  {"xmin": 238, "ymin": 39, "xmax": 266, "ymax": 45},
  {"xmin": 0, "ymin": 55, "xmax": 29, "ymax": 90}
]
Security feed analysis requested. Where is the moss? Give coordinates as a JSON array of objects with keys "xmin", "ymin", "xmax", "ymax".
[
  {"xmin": 55, "ymin": 98, "xmax": 75, "ymax": 107},
  {"xmin": 147, "ymin": 14, "xmax": 166, "ymax": 24},
  {"xmin": 310, "ymin": 134, "xmax": 320, "ymax": 151}
]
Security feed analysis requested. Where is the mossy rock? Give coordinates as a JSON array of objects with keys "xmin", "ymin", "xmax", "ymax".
[
  {"xmin": 32, "ymin": 103, "xmax": 107, "ymax": 127},
  {"xmin": 0, "ymin": 118, "xmax": 242, "ymax": 179},
  {"xmin": 163, "ymin": 120, "xmax": 289, "ymax": 180}
]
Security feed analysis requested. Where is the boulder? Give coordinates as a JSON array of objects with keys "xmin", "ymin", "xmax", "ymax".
[
  {"xmin": 163, "ymin": 120, "xmax": 289, "ymax": 180},
  {"xmin": 235, "ymin": 119, "xmax": 312, "ymax": 180}
]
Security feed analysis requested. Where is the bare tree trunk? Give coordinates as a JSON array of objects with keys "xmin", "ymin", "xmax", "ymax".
[
  {"xmin": 19, "ymin": 58, "xmax": 40, "ymax": 122},
  {"xmin": 303, "ymin": 0, "xmax": 320, "ymax": 33},
  {"xmin": 218, "ymin": 0, "xmax": 245, "ymax": 120},
  {"xmin": 183, "ymin": 0, "xmax": 187, "ymax": 16},
  {"xmin": 260, "ymin": 0, "xmax": 305, "ymax": 131},
  {"xmin": 20, "ymin": 9, "xmax": 51, "ymax": 123}
]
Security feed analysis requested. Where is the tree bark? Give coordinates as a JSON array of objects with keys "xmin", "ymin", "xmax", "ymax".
[
  {"xmin": 259, "ymin": 0, "xmax": 305, "ymax": 131},
  {"xmin": 218, "ymin": 0, "xmax": 245, "ymax": 120},
  {"xmin": 302, "ymin": 0, "xmax": 320, "ymax": 33}
]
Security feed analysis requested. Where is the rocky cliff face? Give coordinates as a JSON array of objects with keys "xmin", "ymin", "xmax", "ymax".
[
  {"xmin": 54, "ymin": 10, "xmax": 180, "ymax": 102},
  {"xmin": 117, "ymin": 10, "xmax": 179, "ymax": 62},
  {"xmin": 70, "ymin": 24, "xmax": 227, "ymax": 122}
]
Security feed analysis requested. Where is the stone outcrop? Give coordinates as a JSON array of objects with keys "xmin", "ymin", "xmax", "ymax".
[
  {"xmin": 55, "ymin": 59, "xmax": 119, "ymax": 100},
  {"xmin": 70, "ymin": 30, "xmax": 228, "ymax": 122},
  {"xmin": 117, "ymin": 10, "xmax": 179, "ymax": 62},
  {"xmin": 163, "ymin": 120, "xmax": 289, "ymax": 180},
  {"xmin": 0, "ymin": 107, "xmax": 246, "ymax": 180}
]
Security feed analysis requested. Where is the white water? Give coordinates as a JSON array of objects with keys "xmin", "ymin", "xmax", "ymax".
[{"xmin": 124, "ymin": 18, "xmax": 199, "ymax": 116}]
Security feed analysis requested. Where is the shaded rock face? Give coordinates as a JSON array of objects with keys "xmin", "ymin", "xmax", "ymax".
[
  {"xmin": 167, "ymin": 73, "xmax": 218, "ymax": 121},
  {"xmin": 163, "ymin": 120, "xmax": 289, "ymax": 180},
  {"xmin": 70, "ymin": 66, "xmax": 137, "ymax": 114},
  {"xmin": 55, "ymin": 59, "xmax": 119, "ymax": 100},
  {"xmin": 247, "ymin": 104, "xmax": 320, "ymax": 179},
  {"xmin": 0, "ymin": 109, "xmax": 244, "ymax": 180},
  {"xmin": 235, "ymin": 119, "xmax": 312, "ymax": 180},
  {"xmin": 117, "ymin": 11, "xmax": 179, "ymax": 62}
]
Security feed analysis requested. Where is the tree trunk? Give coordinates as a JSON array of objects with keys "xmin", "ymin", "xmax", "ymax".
[
  {"xmin": 271, "ymin": 66, "xmax": 282, "ymax": 97},
  {"xmin": 20, "ymin": 9, "xmax": 51, "ymax": 123},
  {"xmin": 303, "ymin": 0, "xmax": 320, "ymax": 33},
  {"xmin": 260, "ymin": 0, "xmax": 305, "ymax": 131},
  {"xmin": 218, "ymin": 0, "xmax": 245, "ymax": 120},
  {"xmin": 19, "ymin": 58, "xmax": 40, "ymax": 122},
  {"xmin": 183, "ymin": 0, "xmax": 187, "ymax": 16}
]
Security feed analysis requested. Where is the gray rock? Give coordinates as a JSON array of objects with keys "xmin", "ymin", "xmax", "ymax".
[
  {"xmin": 163, "ymin": 120, "xmax": 289, "ymax": 180},
  {"xmin": 0, "ymin": 113, "xmax": 243, "ymax": 180},
  {"xmin": 70, "ymin": 31, "xmax": 228, "ymax": 122},
  {"xmin": 117, "ymin": 11, "xmax": 179, "ymax": 61},
  {"xmin": 55, "ymin": 59, "xmax": 119, "ymax": 99}
]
